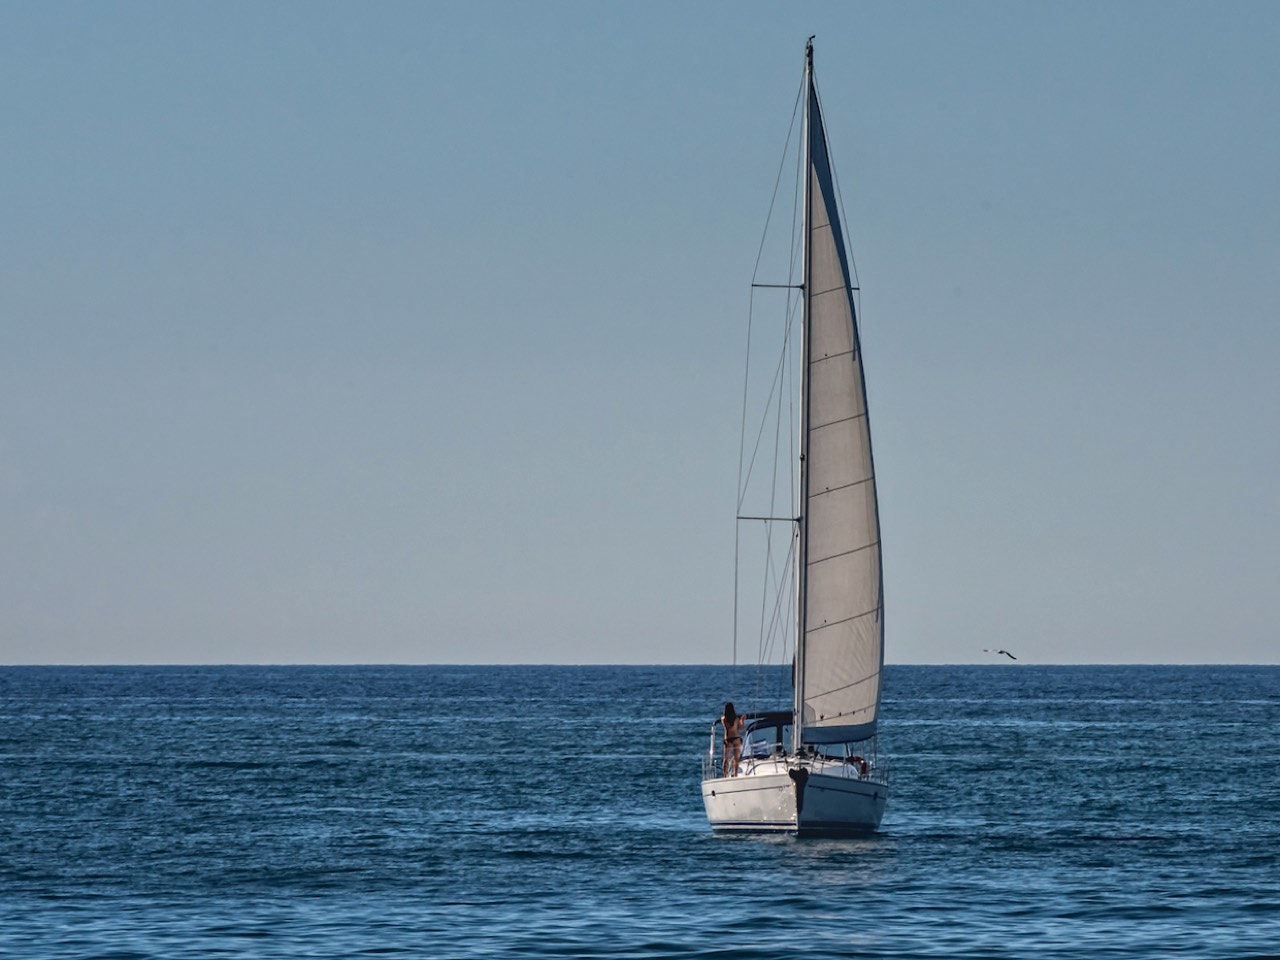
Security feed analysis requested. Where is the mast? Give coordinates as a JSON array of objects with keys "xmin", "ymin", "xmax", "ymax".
[{"xmin": 793, "ymin": 36, "xmax": 815, "ymax": 750}]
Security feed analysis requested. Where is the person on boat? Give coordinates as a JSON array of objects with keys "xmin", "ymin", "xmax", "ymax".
[{"xmin": 720, "ymin": 701, "xmax": 745, "ymax": 777}]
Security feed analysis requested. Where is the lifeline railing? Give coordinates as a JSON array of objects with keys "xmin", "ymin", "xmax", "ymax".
[
  {"xmin": 701, "ymin": 723, "xmax": 892, "ymax": 785},
  {"xmin": 701, "ymin": 722, "xmax": 721, "ymax": 780}
]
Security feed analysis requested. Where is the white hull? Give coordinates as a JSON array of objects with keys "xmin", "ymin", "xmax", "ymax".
[{"xmin": 701, "ymin": 757, "xmax": 887, "ymax": 835}]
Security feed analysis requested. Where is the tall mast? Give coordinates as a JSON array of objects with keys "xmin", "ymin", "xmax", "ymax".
[{"xmin": 793, "ymin": 37, "xmax": 815, "ymax": 750}]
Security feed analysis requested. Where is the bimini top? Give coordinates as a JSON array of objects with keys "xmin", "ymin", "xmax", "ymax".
[
  {"xmin": 744, "ymin": 710, "xmax": 874, "ymax": 745},
  {"xmin": 742, "ymin": 711, "xmax": 792, "ymax": 736}
]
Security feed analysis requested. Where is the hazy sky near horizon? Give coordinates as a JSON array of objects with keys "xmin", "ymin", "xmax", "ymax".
[{"xmin": 3, "ymin": 2, "xmax": 1277, "ymax": 665}]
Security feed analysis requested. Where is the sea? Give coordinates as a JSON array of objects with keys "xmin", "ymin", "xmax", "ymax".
[{"xmin": 1, "ymin": 664, "xmax": 1276, "ymax": 959}]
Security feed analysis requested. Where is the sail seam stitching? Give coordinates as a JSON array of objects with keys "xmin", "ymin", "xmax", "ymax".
[
  {"xmin": 809, "ymin": 477, "xmax": 872, "ymax": 497},
  {"xmin": 810, "ymin": 412, "xmax": 867, "ymax": 429},
  {"xmin": 806, "ymin": 669, "xmax": 882, "ymax": 700},
  {"xmin": 805, "ymin": 605, "xmax": 882, "ymax": 630},
  {"xmin": 807, "ymin": 541, "xmax": 879, "ymax": 565},
  {"xmin": 810, "ymin": 284, "xmax": 849, "ymax": 299},
  {"xmin": 809, "ymin": 349, "xmax": 854, "ymax": 364}
]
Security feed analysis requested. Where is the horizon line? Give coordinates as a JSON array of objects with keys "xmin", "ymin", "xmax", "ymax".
[{"xmin": 3, "ymin": 661, "xmax": 1276, "ymax": 668}]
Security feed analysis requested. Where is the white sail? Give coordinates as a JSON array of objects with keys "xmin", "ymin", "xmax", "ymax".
[{"xmin": 797, "ymin": 81, "xmax": 883, "ymax": 745}]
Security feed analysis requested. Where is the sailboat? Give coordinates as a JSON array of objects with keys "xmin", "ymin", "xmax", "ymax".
[{"xmin": 700, "ymin": 39, "xmax": 888, "ymax": 835}]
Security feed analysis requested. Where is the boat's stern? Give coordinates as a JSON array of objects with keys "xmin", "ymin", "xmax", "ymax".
[
  {"xmin": 702, "ymin": 756, "xmax": 888, "ymax": 835},
  {"xmin": 702, "ymin": 765, "xmax": 797, "ymax": 833}
]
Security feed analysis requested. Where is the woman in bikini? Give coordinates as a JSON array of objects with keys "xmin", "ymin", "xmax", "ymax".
[{"xmin": 720, "ymin": 701, "xmax": 745, "ymax": 777}]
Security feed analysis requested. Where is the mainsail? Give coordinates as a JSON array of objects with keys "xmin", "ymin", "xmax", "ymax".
[{"xmin": 796, "ymin": 71, "xmax": 883, "ymax": 745}]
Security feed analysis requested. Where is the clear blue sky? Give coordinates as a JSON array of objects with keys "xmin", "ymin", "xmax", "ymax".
[{"xmin": 3, "ymin": 2, "xmax": 1276, "ymax": 664}]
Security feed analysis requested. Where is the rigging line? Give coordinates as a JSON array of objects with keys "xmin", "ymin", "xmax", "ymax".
[
  {"xmin": 751, "ymin": 528, "xmax": 776, "ymax": 703},
  {"xmin": 750, "ymin": 78, "xmax": 804, "ymax": 285},
  {"xmin": 738, "ymin": 263, "xmax": 796, "ymax": 659},
  {"xmin": 738, "ymin": 291, "xmax": 794, "ymax": 666},
  {"xmin": 735, "ymin": 289, "xmax": 755, "ymax": 684},
  {"xmin": 769, "ymin": 308, "xmax": 787, "ymax": 525},
  {"xmin": 757, "ymin": 581, "xmax": 791, "ymax": 707},
  {"xmin": 789, "ymin": 79, "xmax": 804, "ymax": 289},
  {"xmin": 755, "ymin": 532, "xmax": 796, "ymax": 707},
  {"xmin": 756, "ymin": 519, "xmax": 795, "ymax": 660},
  {"xmin": 759, "ymin": 63, "xmax": 804, "ymax": 718},
  {"xmin": 742, "ymin": 72, "xmax": 808, "ymax": 715},
  {"xmin": 738, "ymin": 75, "xmax": 803, "ymax": 690},
  {"xmin": 736, "ymin": 297, "xmax": 799, "ymax": 515},
  {"xmin": 787, "ymin": 295, "xmax": 797, "ymax": 522},
  {"xmin": 758, "ymin": 325, "xmax": 790, "ymax": 677},
  {"xmin": 737, "ymin": 265, "xmax": 796, "ymax": 664},
  {"xmin": 762, "ymin": 524, "xmax": 795, "ymax": 663},
  {"xmin": 754, "ymin": 512, "xmax": 775, "ymax": 698},
  {"xmin": 788, "ymin": 127, "xmax": 802, "ymax": 527},
  {"xmin": 777, "ymin": 72, "xmax": 803, "ymax": 560}
]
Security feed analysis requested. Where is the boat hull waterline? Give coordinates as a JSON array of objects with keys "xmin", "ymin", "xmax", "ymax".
[{"xmin": 701, "ymin": 760, "xmax": 887, "ymax": 835}]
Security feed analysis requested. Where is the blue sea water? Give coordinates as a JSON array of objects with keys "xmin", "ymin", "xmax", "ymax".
[{"xmin": 1, "ymin": 664, "xmax": 1276, "ymax": 959}]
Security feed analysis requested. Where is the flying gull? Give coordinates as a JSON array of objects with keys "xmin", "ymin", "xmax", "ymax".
[{"xmin": 983, "ymin": 648, "xmax": 1017, "ymax": 660}]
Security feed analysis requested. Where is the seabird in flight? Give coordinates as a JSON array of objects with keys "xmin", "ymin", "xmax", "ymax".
[{"xmin": 983, "ymin": 648, "xmax": 1017, "ymax": 660}]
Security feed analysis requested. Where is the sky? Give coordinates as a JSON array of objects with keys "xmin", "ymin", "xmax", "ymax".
[{"xmin": 2, "ymin": 1, "xmax": 1277, "ymax": 665}]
